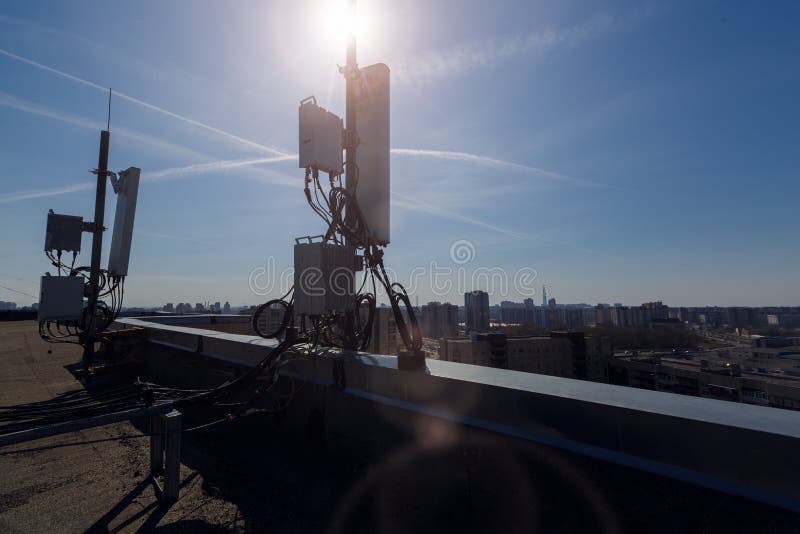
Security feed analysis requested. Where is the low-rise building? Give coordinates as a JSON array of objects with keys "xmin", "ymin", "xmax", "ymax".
[
  {"xmin": 608, "ymin": 353, "xmax": 800, "ymax": 411},
  {"xmin": 438, "ymin": 331, "xmax": 610, "ymax": 382},
  {"xmin": 768, "ymin": 314, "xmax": 800, "ymax": 328}
]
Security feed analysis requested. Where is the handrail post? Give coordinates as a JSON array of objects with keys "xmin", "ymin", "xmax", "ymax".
[
  {"xmin": 149, "ymin": 412, "xmax": 164, "ymax": 476},
  {"xmin": 163, "ymin": 410, "xmax": 182, "ymax": 501}
]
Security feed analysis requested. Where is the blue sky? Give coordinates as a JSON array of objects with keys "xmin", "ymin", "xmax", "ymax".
[{"xmin": 1, "ymin": 0, "xmax": 798, "ymax": 308}]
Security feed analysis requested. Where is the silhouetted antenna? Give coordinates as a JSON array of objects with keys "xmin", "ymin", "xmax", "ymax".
[{"xmin": 106, "ymin": 88, "xmax": 112, "ymax": 131}]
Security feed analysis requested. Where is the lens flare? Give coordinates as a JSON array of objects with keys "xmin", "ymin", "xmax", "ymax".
[{"xmin": 317, "ymin": 0, "xmax": 369, "ymax": 45}]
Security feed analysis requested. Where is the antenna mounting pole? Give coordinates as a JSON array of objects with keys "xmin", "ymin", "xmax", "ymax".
[
  {"xmin": 343, "ymin": 0, "xmax": 358, "ymax": 231},
  {"xmin": 82, "ymin": 129, "xmax": 110, "ymax": 377}
]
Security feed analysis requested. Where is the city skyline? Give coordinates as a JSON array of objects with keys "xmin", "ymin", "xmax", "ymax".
[
  {"xmin": 1, "ymin": 1, "xmax": 799, "ymax": 308},
  {"xmin": 7, "ymin": 293, "xmax": 800, "ymax": 311}
]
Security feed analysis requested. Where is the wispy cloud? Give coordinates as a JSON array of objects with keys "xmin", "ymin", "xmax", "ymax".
[
  {"xmin": 393, "ymin": 7, "xmax": 659, "ymax": 84},
  {"xmin": 392, "ymin": 191, "xmax": 525, "ymax": 239},
  {"xmin": 137, "ymin": 231, "xmax": 217, "ymax": 246},
  {"xmin": 0, "ymin": 13, "xmax": 267, "ymax": 122},
  {"xmin": 0, "ymin": 14, "xmax": 97, "ymax": 50},
  {"xmin": 240, "ymin": 166, "xmax": 299, "ymax": 189},
  {"xmin": 391, "ymin": 148, "xmax": 595, "ymax": 186},
  {"xmin": 0, "ymin": 47, "xmax": 292, "ymax": 157}
]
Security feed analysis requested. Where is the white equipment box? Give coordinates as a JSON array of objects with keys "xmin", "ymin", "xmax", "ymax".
[
  {"xmin": 293, "ymin": 242, "xmax": 357, "ymax": 316},
  {"xmin": 38, "ymin": 275, "xmax": 84, "ymax": 321},
  {"xmin": 108, "ymin": 167, "xmax": 140, "ymax": 277},
  {"xmin": 44, "ymin": 212, "xmax": 83, "ymax": 253},
  {"xmin": 355, "ymin": 63, "xmax": 390, "ymax": 245},
  {"xmin": 298, "ymin": 99, "xmax": 344, "ymax": 175}
]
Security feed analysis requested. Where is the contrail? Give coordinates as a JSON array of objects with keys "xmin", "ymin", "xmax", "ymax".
[
  {"xmin": 0, "ymin": 48, "xmax": 588, "ymax": 235},
  {"xmin": 0, "ymin": 48, "xmax": 106, "ymax": 91},
  {"xmin": 111, "ymin": 92, "xmax": 290, "ymax": 157},
  {"xmin": 144, "ymin": 156, "xmax": 296, "ymax": 182},
  {"xmin": 0, "ymin": 91, "xmax": 208, "ymax": 161},
  {"xmin": 0, "ymin": 182, "xmax": 94, "ymax": 204},
  {"xmin": 0, "ymin": 47, "xmax": 588, "ymax": 187},
  {"xmin": 0, "ymin": 91, "xmax": 100, "ymax": 128},
  {"xmin": 2, "ymin": 163, "xmax": 521, "ymax": 239},
  {"xmin": 391, "ymin": 148, "xmax": 597, "ymax": 186},
  {"xmin": 0, "ymin": 47, "xmax": 291, "ymax": 157},
  {"xmin": 1, "ymin": 90, "xmax": 294, "ymax": 165},
  {"xmin": 0, "ymin": 167, "xmax": 518, "ymax": 239},
  {"xmin": 392, "ymin": 191, "xmax": 524, "ymax": 239},
  {"xmin": 0, "ymin": 157, "xmax": 296, "ymax": 204}
]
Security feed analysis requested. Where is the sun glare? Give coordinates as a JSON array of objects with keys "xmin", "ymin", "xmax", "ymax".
[{"xmin": 316, "ymin": 0, "xmax": 370, "ymax": 47}]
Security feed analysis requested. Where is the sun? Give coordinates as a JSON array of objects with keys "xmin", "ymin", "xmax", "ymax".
[
  {"xmin": 316, "ymin": 0, "xmax": 370, "ymax": 47},
  {"xmin": 326, "ymin": 0, "xmax": 360, "ymax": 37}
]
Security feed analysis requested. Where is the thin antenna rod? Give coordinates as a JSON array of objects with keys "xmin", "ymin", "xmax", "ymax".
[{"xmin": 107, "ymin": 88, "xmax": 112, "ymax": 131}]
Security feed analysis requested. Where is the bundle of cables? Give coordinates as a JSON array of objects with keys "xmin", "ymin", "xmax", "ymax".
[
  {"xmin": 0, "ymin": 383, "xmax": 144, "ymax": 437},
  {"xmin": 1, "ymin": 333, "xmax": 314, "ymax": 440},
  {"xmin": 39, "ymin": 250, "xmax": 125, "ymax": 346},
  {"xmin": 252, "ymin": 166, "xmax": 422, "ymax": 355}
]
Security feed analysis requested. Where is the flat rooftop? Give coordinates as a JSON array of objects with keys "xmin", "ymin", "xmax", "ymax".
[
  {"xmin": 2, "ymin": 319, "xmax": 800, "ymax": 532},
  {"xmin": 0, "ymin": 321, "xmax": 247, "ymax": 531}
]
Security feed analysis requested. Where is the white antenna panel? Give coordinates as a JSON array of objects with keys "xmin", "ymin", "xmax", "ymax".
[
  {"xmin": 107, "ymin": 167, "xmax": 140, "ymax": 277},
  {"xmin": 355, "ymin": 63, "xmax": 390, "ymax": 245}
]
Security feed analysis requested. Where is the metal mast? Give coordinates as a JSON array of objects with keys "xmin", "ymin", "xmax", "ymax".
[
  {"xmin": 342, "ymin": 0, "xmax": 358, "ymax": 227},
  {"xmin": 82, "ymin": 128, "xmax": 110, "ymax": 374}
]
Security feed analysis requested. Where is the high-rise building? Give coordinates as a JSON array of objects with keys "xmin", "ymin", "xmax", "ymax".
[
  {"xmin": 419, "ymin": 301, "xmax": 459, "ymax": 338},
  {"xmin": 223, "ymin": 301, "xmax": 231, "ymax": 314},
  {"xmin": 595, "ymin": 304, "xmax": 609, "ymax": 325},
  {"xmin": 641, "ymin": 301, "xmax": 669, "ymax": 320},
  {"xmin": 364, "ymin": 307, "xmax": 398, "ymax": 355},
  {"xmin": 163, "ymin": 303, "xmax": 174, "ymax": 312},
  {"xmin": 465, "ymin": 290, "xmax": 490, "ymax": 332}
]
